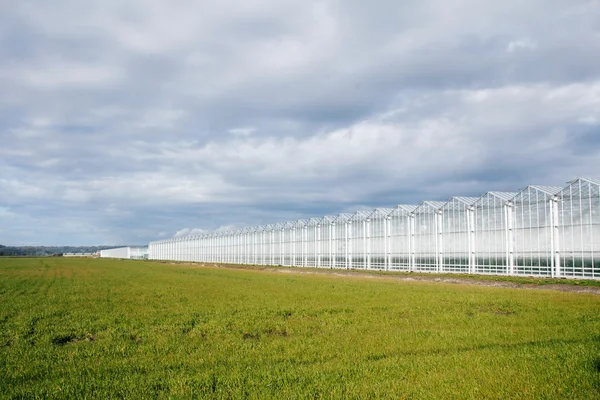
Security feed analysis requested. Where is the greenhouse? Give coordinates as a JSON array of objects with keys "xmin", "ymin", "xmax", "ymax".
[
  {"xmin": 149, "ymin": 177, "xmax": 600, "ymax": 279},
  {"xmin": 100, "ymin": 246, "xmax": 148, "ymax": 260}
]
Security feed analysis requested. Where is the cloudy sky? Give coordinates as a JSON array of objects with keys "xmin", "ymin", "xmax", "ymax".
[{"xmin": 1, "ymin": 0, "xmax": 599, "ymax": 246}]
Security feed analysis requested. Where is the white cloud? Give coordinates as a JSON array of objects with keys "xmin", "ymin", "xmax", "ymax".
[
  {"xmin": 228, "ymin": 127, "xmax": 256, "ymax": 136},
  {"xmin": 3, "ymin": 60, "xmax": 122, "ymax": 89},
  {"xmin": 1, "ymin": 0, "xmax": 600, "ymax": 245},
  {"xmin": 507, "ymin": 38, "xmax": 537, "ymax": 53}
]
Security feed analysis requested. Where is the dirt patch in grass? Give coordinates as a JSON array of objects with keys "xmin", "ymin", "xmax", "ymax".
[
  {"xmin": 167, "ymin": 262, "xmax": 600, "ymax": 295},
  {"xmin": 51, "ymin": 333, "xmax": 95, "ymax": 346}
]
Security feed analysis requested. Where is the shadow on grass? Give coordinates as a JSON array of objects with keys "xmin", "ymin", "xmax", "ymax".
[{"xmin": 51, "ymin": 334, "xmax": 78, "ymax": 345}]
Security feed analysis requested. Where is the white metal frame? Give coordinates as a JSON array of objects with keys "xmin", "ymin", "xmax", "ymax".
[{"xmin": 148, "ymin": 177, "xmax": 600, "ymax": 279}]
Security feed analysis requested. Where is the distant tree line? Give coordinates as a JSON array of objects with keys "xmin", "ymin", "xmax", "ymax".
[{"xmin": 0, "ymin": 245, "xmax": 120, "ymax": 257}]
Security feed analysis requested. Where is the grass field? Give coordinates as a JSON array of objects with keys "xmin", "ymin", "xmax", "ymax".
[{"xmin": 1, "ymin": 258, "xmax": 600, "ymax": 399}]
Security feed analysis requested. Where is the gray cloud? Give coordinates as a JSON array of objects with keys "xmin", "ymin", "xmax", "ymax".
[{"xmin": 1, "ymin": 0, "xmax": 599, "ymax": 245}]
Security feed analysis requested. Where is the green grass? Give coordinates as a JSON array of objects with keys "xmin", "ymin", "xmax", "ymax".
[
  {"xmin": 181, "ymin": 261, "xmax": 600, "ymax": 288},
  {"xmin": 1, "ymin": 258, "xmax": 600, "ymax": 399}
]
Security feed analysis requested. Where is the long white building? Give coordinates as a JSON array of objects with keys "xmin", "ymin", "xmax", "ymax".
[
  {"xmin": 100, "ymin": 246, "xmax": 148, "ymax": 260},
  {"xmin": 148, "ymin": 177, "xmax": 600, "ymax": 279}
]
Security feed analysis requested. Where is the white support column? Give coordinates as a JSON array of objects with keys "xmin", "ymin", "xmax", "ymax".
[
  {"xmin": 262, "ymin": 231, "xmax": 271, "ymax": 265},
  {"xmin": 348, "ymin": 221, "xmax": 352, "ymax": 270},
  {"xmin": 344, "ymin": 222, "xmax": 348, "ymax": 269},
  {"xmin": 366, "ymin": 219, "xmax": 371, "ymax": 270},
  {"xmin": 506, "ymin": 201, "xmax": 515, "ymax": 275},
  {"xmin": 253, "ymin": 233, "xmax": 257, "ymax": 265},
  {"xmin": 281, "ymin": 228, "xmax": 284, "ymax": 266},
  {"xmin": 317, "ymin": 224, "xmax": 321, "ymax": 268},
  {"xmin": 303, "ymin": 226, "xmax": 308, "ymax": 267},
  {"xmin": 551, "ymin": 197, "xmax": 561, "ymax": 277},
  {"xmin": 219, "ymin": 236, "xmax": 222, "ymax": 263},
  {"xmin": 247, "ymin": 233, "xmax": 250, "ymax": 264},
  {"xmin": 232, "ymin": 234, "xmax": 236, "ymax": 264},
  {"xmin": 216, "ymin": 236, "xmax": 220, "ymax": 263},
  {"xmin": 409, "ymin": 213, "xmax": 415, "ymax": 272},
  {"xmin": 234, "ymin": 234, "xmax": 237, "ymax": 264},
  {"xmin": 226, "ymin": 235, "xmax": 229, "ymax": 263},
  {"xmin": 437, "ymin": 210, "xmax": 443, "ymax": 273},
  {"xmin": 258, "ymin": 232, "xmax": 261, "ymax": 265},
  {"xmin": 385, "ymin": 216, "xmax": 391, "ymax": 271},
  {"xmin": 260, "ymin": 232, "xmax": 264, "ymax": 265},
  {"xmin": 330, "ymin": 223, "xmax": 334, "ymax": 269},
  {"xmin": 468, "ymin": 207, "xmax": 475, "ymax": 274},
  {"xmin": 269, "ymin": 230, "xmax": 273, "ymax": 266},
  {"xmin": 292, "ymin": 227, "xmax": 296, "ymax": 266},
  {"xmin": 212, "ymin": 236, "xmax": 216, "ymax": 263}
]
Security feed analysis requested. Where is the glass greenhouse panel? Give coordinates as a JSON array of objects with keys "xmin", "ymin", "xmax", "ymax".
[
  {"xmin": 350, "ymin": 212, "xmax": 369, "ymax": 269},
  {"xmin": 272, "ymin": 227, "xmax": 282, "ymax": 266},
  {"xmin": 413, "ymin": 202, "xmax": 444, "ymax": 272},
  {"xmin": 388, "ymin": 205, "xmax": 416, "ymax": 271},
  {"xmin": 367, "ymin": 209, "xmax": 393, "ymax": 270},
  {"xmin": 320, "ymin": 217, "xmax": 336, "ymax": 269},
  {"xmin": 147, "ymin": 177, "xmax": 600, "ymax": 279},
  {"xmin": 334, "ymin": 214, "xmax": 353, "ymax": 269},
  {"xmin": 281, "ymin": 223, "xmax": 293, "ymax": 266},
  {"xmin": 473, "ymin": 192, "xmax": 517, "ymax": 275},
  {"xmin": 294, "ymin": 220, "xmax": 308, "ymax": 267},
  {"xmin": 511, "ymin": 187, "xmax": 560, "ymax": 276},
  {"xmin": 558, "ymin": 178, "xmax": 600, "ymax": 278},
  {"xmin": 441, "ymin": 197, "xmax": 477, "ymax": 273}
]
